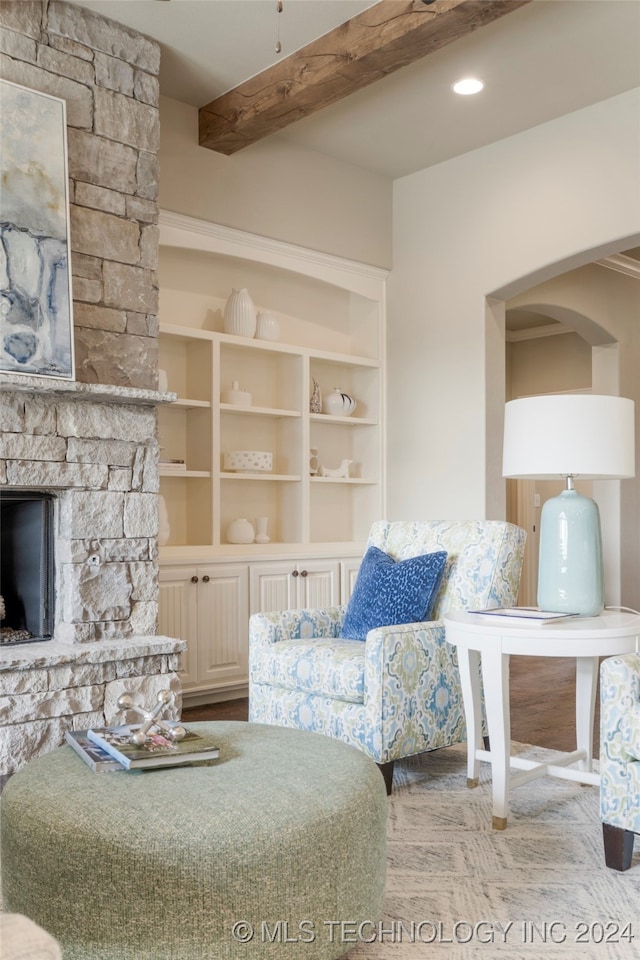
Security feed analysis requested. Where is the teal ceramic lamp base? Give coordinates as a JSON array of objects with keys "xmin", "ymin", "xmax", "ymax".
[{"xmin": 537, "ymin": 483, "xmax": 604, "ymax": 617}]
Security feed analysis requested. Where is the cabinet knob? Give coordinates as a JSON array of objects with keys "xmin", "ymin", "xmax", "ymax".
[
  {"xmin": 202, "ymin": 575, "xmax": 210, "ymax": 583},
  {"xmin": 300, "ymin": 569, "xmax": 308, "ymax": 577},
  {"xmin": 292, "ymin": 569, "xmax": 299, "ymax": 577},
  {"xmin": 191, "ymin": 576, "xmax": 199, "ymax": 584}
]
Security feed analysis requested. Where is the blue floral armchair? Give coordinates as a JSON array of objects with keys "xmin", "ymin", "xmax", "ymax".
[
  {"xmin": 600, "ymin": 652, "xmax": 640, "ymax": 870},
  {"xmin": 249, "ymin": 520, "xmax": 525, "ymax": 791}
]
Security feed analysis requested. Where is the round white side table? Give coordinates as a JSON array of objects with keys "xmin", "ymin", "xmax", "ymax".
[{"xmin": 444, "ymin": 609, "xmax": 640, "ymax": 829}]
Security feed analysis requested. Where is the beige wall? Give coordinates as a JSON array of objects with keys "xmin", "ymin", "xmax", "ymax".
[
  {"xmin": 506, "ymin": 332, "xmax": 592, "ymax": 400},
  {"xmin": 158, "ymin": 96, "xmax": 392, "ymax": 269},
  {"xmin": 389, "ymin": 88, "xmax": 640, "ymax": 608}
]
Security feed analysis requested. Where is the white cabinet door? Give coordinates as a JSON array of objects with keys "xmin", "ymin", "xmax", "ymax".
[
  {"xmin": 249, "ymin": 562, "xmax": 298, "ymax": 615},
  {"xmin": 196, "ymin": 564, "xmax": 249, "ymax": 689},
  {"xmin": 250, "ymin": 559, "xmax": 340, "ymax": 614},
  {"xmin": 340, "ymin": 557, "xmax": 362, "ymax": 605},
  {"xmin": 158, "ymin": 565, "xmax": 199, "ymax": 688},
  {"xmin": 297, "ymin": 560, "xmax": 340, "ymax": 609},
  {"xmin": 159, "ymin": 562, "xmax": 248, "ymax": 693}
]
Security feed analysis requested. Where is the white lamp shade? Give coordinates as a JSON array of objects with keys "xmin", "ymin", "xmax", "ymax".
[{"xmin": 503, "ymin": 394, "xmax": 635, "ymax": 479}]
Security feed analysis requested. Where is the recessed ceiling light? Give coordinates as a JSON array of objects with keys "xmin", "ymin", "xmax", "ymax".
[{"xmin": 452, "ymin": 78, "xmax": 484, "ymax": 96}]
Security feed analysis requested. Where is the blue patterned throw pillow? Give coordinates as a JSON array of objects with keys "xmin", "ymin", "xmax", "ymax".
[{"xmin": 341, "ymin": 546, "xmax": 448, "ymax": 641}]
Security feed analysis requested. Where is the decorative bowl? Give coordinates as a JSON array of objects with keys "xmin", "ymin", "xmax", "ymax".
[{"xmin": 223, "ymin": 450, "xmax": 273, "ymax": 473}]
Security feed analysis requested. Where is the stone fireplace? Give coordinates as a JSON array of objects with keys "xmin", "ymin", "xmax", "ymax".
[
  {"xmin": 0, "ymin": 376, "xmax": 184, "ymax": 786},
  {"xmin": 0, "ymin": 0, "xmax": 184, "ymax": 786}
]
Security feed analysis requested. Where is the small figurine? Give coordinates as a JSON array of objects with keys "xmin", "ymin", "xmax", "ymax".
[
  {"xmin": 319, "ymin": 459, "xmax": 352, "ymax": 478},
  {"xmin": 117, "ymin": 689, "xmax": 187, "ymax": 745},
  {"xmin": 310, "ymin": 377, "xmax": 322, "ymax": 413}
]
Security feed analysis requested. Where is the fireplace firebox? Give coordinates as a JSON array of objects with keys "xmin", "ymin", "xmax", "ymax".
[{"xmin": 0, "ymin": 491, "xmax": 54, "ymax": 644}]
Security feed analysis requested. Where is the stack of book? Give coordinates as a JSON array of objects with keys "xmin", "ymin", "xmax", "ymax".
[
  {"xmin": 159, "ymin": 458, "xmax": 187, "ymax": 472},
  {"xmin": 65, "ymin": 724, "xmax": 220, "ymax": 773}
]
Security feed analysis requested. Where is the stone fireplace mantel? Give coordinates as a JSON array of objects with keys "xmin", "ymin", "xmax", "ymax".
[{"xmin": 0, "ymin": 373, "xmax": 176, "ymax": 407}]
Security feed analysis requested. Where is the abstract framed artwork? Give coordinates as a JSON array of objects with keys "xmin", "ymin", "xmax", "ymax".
[{"xmin": 0, "ymin": 78, "xmax": 75, "ymax": 379}]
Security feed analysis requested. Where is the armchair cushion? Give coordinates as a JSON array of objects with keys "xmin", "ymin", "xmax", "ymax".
[
  {"xmin": 341, "ymin": 546, "xmax": 447, "ymax": 641},
  {"xmin": 251, "ymin": 637, "xmax": 365, "ymax": 703}
]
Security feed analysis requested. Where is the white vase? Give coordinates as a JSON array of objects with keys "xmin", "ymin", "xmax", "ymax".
[
  {"xmin": 226, "ymin": 517, "xmax": 255, "ymax": 544},
  {"xmin": 256, "ymin": 310, "xmax": 280, "ymax": 342},
  {"xmin": 254, "ymin": 517, "xmax": 270, "ymax": 544},
  {"xmin": 323, "ymin": 387, "xmax": 357, "ymax": 416},
  {"xmin": 223, "ymin": 288, "xmax": 257, "ymax": 338},
  {"xmin": 158, "ymin": 495, "xmax": 170, "ymax": 546}
]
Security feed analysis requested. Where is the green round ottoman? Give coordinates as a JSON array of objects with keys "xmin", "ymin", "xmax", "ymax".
[{"xmin": 1, "ymin": 721, "xmax": 387, "ymax": 960}]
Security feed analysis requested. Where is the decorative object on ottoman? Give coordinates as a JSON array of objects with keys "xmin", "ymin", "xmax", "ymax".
[
  {"xmin": 115, "ymin": 690, "xmax": 186, "ymax": 745},
  {"xmin": 1, "ymin": 722, "xmax": 387, "ymax": 960}
]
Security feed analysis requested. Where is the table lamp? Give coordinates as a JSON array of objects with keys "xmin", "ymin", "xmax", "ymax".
[{"xmin": 502, "ymin": 394, "xmax": 635, "ymax": 616}]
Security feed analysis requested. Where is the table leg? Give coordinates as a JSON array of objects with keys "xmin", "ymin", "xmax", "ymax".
[
  {"xmin": 457, "ymin": 647, "xmax": 483, "ymax": 787},
  {"xmin": 575, "ymin": 656, "xmax": 598, "ymax": 772},
  {"xmin": 481, "ymin": 649, "xmax": 511, "ymax": 830}
]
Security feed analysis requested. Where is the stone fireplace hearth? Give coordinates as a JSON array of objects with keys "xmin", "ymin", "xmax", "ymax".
[{"xmin": 0, "ymin": 375, "xmax": 184, "ymax": 787}]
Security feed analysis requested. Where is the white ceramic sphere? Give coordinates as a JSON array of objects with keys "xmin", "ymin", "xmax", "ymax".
[
  {"xmin": 256, "ymin": 310, "xmax": 280, "ymax": 341},
  {"xmin": 226, "ymin": 518, "xmax": 255, "ymax": 544}
]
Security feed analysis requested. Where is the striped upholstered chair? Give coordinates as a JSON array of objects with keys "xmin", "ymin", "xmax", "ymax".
[
  {"xmin": 600, "ymin": 652, "xmax": 640, "ymax": 870},
  {"xmin": 249, "ymin": 520, "xmax": 526, "ymax": 792}
]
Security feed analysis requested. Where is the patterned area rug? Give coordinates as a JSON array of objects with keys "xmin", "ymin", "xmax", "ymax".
[{"xmin": 348, "ymin": 742, "xmax": 640, "ymax": 960}]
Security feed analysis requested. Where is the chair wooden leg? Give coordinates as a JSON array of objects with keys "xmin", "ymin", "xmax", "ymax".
[
  {"xmin": 602, "ymin": 822, "xmax": 635, "ymax": 871},
  {"xmin": 377, "ymin": 760, "xmax": 394, "ymax": 796}
]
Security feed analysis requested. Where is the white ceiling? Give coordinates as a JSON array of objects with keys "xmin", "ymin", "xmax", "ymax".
[{"xmin": 73, "ymin": 0, "xmax": 640, "ymax": 180}]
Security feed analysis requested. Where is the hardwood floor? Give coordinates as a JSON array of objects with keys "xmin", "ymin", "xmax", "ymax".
[{"xmin": 182, "ymin": 656, "xmax": 601, "ymax": 757}]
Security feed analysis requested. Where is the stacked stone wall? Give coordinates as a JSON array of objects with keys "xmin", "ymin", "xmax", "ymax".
[
  {"xmin": 0, "ymin": 382, "xmax": 161, "ymax": 643},
  {"xmin": 0, "ymin": 3, "xmax": 182, "ymax": 785},
  {"xmin": 0, "ymin": 0, "xmax": 160, "ymax": 389}
]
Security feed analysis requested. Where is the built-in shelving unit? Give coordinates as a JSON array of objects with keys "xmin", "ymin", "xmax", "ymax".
[
  {"xmin": 157, "ymin": 211, "xmax": 387, "ymax": 699},
  {"xmin": 157, "ymin": 211, "xmax": 387, "ymax": 555}
]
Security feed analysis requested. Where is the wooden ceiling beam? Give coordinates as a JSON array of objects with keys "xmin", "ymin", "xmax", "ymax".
[{"xmin": 199, "ymin": 0, "xmax": 530, "ymax": 155}]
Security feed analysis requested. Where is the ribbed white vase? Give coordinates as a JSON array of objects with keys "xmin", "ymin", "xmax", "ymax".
[{"xmin": 223, "ymin": 288, "xmax": 257, "ymax": 338}]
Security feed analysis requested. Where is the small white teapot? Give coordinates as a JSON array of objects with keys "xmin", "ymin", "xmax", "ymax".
[{"xmin": 323, "ymin": 387, "xmax": 357, "ymax": 417}]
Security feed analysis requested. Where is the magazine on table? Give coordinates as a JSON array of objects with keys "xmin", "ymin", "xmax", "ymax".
[
  {"xmin": 87, "ymin": 724, "xmax": 220, "ymax": 770},
  {"xmin": 468, "ymin": 606, "xmax": 580, "ymax": 625},
  {"xmin": 65, "ymin": 729, "xmax": 127, "ymax": 772}
]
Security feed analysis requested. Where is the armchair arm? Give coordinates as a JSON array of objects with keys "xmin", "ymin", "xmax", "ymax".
[
  {"xmin": 361, "ymin": 619, "xmax": 470, "ymax": 761},
  {"xmin": 249, "ymin": 606, "xmax": 347, "ymax": 648},
  {"xmin": 601, "ymin": 652, "xmax": 640, "ymax": 763}
]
